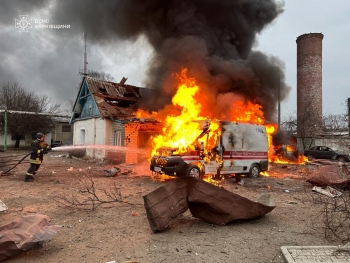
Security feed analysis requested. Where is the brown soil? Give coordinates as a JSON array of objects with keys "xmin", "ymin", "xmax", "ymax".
[{"xmin": 0, "ymin": 149, "xmax": 346, "ymax": 263}]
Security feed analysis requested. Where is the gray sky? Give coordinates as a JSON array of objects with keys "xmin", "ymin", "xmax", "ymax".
[
  {"xmin": 1, "ymin": 0, "xmax": 349, "ymax": 121},
  {"xmin": 257, "ymin": 0, "xmax": 350, "ymax": 118}
]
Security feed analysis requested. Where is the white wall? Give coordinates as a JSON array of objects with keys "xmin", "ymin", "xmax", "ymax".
[
  {"xmin": 297, "ymin": 137, "xmax": 350, "ymax": 152},
  {"xmin": 73, "ymin": 118, "xmax": 112, "ymax": 159},
  {"xmin": 314, "ymin": 138, "xmax": 350, "ymax": 152}
]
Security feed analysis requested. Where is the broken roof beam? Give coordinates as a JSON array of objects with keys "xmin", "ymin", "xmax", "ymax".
[
  {"xmin": 95, "ymin": 97, "xmax": 135, "ymax": 110},
  {"xmin": 95, "ymin": 98, "xmax": 120, "ymax": 114},
  {"xmin": 94, "ymin": 93, "xmax": 138, "ymax": 102},
  {"xmin": 104, "ymin": 103, "xmax": 135, "ymax": 112},
  {"xmin": 119, "ymin": 77, "xmax": 128, "ymax": 85},
  {"xmin": 104, "ymin": 83, "xmax": 129, "ymax": 97},
  {"xmin": 88, "ymin": 79, "xmax": 123, "ymax": 97},
  {"xmin": 104, "ymin": 112, "xmax": 136, "ymax": 120},
  {"xmin": 130, "ymin": 89, "xmax": 140, "ymax": 97}
]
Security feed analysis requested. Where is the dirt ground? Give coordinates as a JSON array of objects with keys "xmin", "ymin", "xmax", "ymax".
[{"xmin": 0, "ymin": 148, "xmax": 348, "ymax": 263}]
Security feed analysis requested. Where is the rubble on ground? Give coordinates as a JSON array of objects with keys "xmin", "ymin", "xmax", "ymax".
[
  {"xmin": 0, "ymin": 214, "xmax": 62, "ymax": 261},
  {"xmin": 143, "ymin": 177, "xmax": 275, "ymax": 232},
  {"xmin": 306, "ymin": 163, "xmax": 350, "ymax": 188}
]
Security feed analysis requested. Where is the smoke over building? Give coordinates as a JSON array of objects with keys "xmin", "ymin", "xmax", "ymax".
[
  {"xmin": 296, "ymin": 33, "xmax": 324, "ymax": 136},
  {"xmin": 49, "ymin": 0, "xmax": 290, "ymax": 123}
]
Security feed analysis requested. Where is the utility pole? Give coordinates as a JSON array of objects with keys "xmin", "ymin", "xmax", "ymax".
[
  {"xmin": 278, "ymin": 72, "xmax": 281, "ymax": 130},
  {"xmin": 83, "ymin": 33, "xmax": 88, "ymax": 76},
  {"xmin": 4, "ymin": 111, "xmax": 7, "ymax": 151},
  {"xmin": 79, "ymin": 33, "xmax": 88, "ymax": 76}
]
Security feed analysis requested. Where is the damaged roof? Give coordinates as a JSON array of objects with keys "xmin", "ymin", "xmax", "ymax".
[{"xmin": 73, "ymin": 76, "xmax": 151, "ymax": 121}]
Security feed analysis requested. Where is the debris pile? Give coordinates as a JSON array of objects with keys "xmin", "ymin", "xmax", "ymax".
[
  {"xmin": 0, "ymin": 214, "xmax": 62, "ymax": 261},
  {"xmin": 143, "ymin": 177, "xmax": 275, "ymax": 232},
  {"xmin": 306, "ymin": 163, "xmax": 350, "ymax": 188}
]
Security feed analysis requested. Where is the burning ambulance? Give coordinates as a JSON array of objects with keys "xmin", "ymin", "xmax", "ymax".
[{"xmin": 150, "ymin": 119, "xmax": 269, "ymax": 179}]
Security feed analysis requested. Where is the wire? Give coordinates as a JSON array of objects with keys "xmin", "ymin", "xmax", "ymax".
[
  {"xmin": 1, "ymin": 152, "xmax": 31, "ymax": 175},
  {"xmin": 0, "ymin": 162, "xmax": 30, "ymax": 168}
]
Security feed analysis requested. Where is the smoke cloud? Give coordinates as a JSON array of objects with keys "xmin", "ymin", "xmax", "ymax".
[{"xmin": 4, "ymin": 0, "xmax": 289, "ymax": 122}]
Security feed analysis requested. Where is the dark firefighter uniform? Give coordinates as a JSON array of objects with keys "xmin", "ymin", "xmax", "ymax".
[{"xmin": 25, "ymin": 132, "xmax": 51, "ymax": 182}]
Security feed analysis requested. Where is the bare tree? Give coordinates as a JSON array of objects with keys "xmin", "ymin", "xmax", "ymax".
[
  {"xmin": 280, "ymin": 112, "xmax": 297, "ymax": 135},
  {"xmin": 0, "ymin": 82, "xmax": 61, "ymax": 147},
  {"xmin": 88, "ymin": 70, "xmax": 115, "ymax": 81},
  {"xmin": 309, "ymin": 189, "xmax": 350, "ymax": 242},
  {"xmin": 323, "ymin": 113, "xmax": 348, "ymax": 133},
  {"xmin": 54, "ymin": 174, "xmax": 136, "ymax": 210},
  {"xmin": 59, "ymin": 99, "xmax": 75, "ymax": 116},
  {"xmin": 322, "ymin": 112, "xmax": 350, "ymax": 151}
]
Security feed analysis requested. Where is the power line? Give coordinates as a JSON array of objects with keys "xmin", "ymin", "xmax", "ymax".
[{"xmin": 0, "ymin": 110, "xmax": 70, "ymax": 118}]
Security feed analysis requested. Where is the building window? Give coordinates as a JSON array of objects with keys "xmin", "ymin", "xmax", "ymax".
[
  {"xmin": 115, "ymin": 131, "xmax": 122, "ymax": 146},
  {"xmin": 62, "ymin": 125, "xmax": 71, "ymax": 132}
]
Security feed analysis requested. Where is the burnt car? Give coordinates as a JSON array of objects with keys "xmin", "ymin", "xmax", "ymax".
[{"xmin": 304, "ymin": 146, "xmax": 350, "ymax": 162}]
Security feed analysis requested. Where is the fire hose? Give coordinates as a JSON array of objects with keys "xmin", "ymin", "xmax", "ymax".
[
  {"xmin": 0, "ymin": 148, "xmax": 51, "ymax": 175},
  {"xmin": 0, "ymin": 152, "xmax": 31, "ymax": 175}
]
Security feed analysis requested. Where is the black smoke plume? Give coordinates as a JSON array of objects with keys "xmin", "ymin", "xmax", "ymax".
[{"xmin": 50, "ymin": 0, "xmax": 289, "ymax": 122}]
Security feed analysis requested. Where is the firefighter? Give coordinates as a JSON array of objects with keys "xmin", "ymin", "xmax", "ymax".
[{"xmin": 24, "ymin": 132, "xmax": 51, "ymax": 182}]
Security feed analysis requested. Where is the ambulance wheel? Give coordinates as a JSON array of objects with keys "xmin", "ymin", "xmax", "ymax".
[
  {"xmin": 186, "ymin": 165, "xmax": 201, "ymax": 179},
  {"xmin": 248, "ymin": 164, "xmax": 260, "ymax": 178}
]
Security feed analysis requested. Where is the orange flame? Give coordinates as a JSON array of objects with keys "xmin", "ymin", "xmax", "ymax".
[
  {"xmin": 149, "ymin": 69, "xmax": 222, "ymax": 156},
  {"xmin": 271, "ymin": 144, "xmax": 308, "ymax": 164},
  {"xmin": 138, "ymin": 68, "xmax": 307, "ymax": 165},
  {"xmin": 260, "ymin": 171, "xmax": 270, "ymax": 177},
  {"xmin": 149, "ymin": 69, "xmax": 269, "ymax": 155}
]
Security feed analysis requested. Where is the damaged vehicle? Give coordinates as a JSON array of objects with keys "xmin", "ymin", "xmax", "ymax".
[
  {"xmin": 274, "ymin": 144, "xmax": 300, "ymax": 160},
  {"xmin": 150, "ymin": 120, "xmax": 269, "ymax": 179},
  {"xmin": 304, "ymin": 146, "xmax": 350, "ymax": 162}
]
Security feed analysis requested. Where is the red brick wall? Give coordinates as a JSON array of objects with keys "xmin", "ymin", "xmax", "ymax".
[
  {"xmin": 124, "ymin": 123, "xmax": 140, "ymax": 164},
  {"xmin": 124, "ymin": 122, "xmax": 163, "ymax": 164}
]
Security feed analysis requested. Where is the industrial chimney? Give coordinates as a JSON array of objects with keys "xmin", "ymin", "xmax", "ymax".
[{"xmin": 296, "ymin": 33, "xmax": 324, "ymax": 137}]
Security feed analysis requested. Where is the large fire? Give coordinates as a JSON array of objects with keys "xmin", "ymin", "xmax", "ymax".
[{"xmin": 137, "ymin": 68, "xmax": 307, "ymax": 165}]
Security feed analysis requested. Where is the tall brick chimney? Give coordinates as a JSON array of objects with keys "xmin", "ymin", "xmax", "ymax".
[
  {"xmin": 348, "ymin": 98, "xmax": 350, "ymax": 136},
  {"xmin": 296, "ymin": 33, "xmax": 324, "ymax": 136}
]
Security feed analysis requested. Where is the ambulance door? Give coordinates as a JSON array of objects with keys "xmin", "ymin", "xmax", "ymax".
[{"xmin": 220, "ymin": 124, "xmax": 244, "ymax": 174}]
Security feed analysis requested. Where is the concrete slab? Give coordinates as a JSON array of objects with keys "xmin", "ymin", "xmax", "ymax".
[{"xmin": 281, "ymin": 246, "xmax": 350, "ymax": 263}]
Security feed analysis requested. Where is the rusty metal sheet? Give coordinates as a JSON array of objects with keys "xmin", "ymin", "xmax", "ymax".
[
  {"xmin": 143, "ymin": 178, "xmax": 189, "ymax": 232},
  {"xmin": 306, "ymin": 164, "xmax": 350, "ymax": 188},
  {"xmin": 187, "ymin": 179, "xmax": 275, "ymax": 225},
  {"xmin": 143, "ymin": 177, "xmax": 275, "ymax": 232},
  {"xmin": 0, "ymin": 214, "xmax": 62, "ymax": 261}
]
